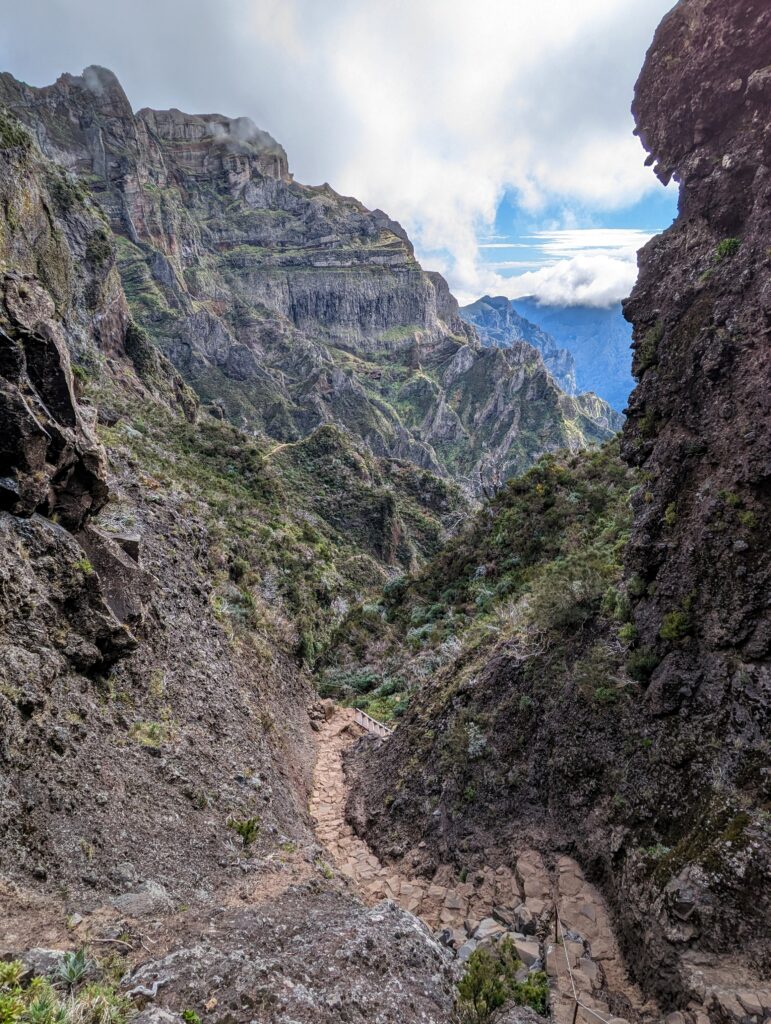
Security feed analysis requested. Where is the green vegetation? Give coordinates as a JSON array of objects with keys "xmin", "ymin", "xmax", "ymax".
[
  {"xmin": 0, "ymin": 109, "xmax": 32, "ymax": 152},
  {"xmin": 0, "ymin": 958, "xmax": 134, "ymax": 1024},
  {"xmin": 96, "ymin": 397, "xmax": 460, "ymax": 663},
  {"xmin": 128, "ymin": 720, "xmax": 170, "ymax": 747},
  {"xmin": 323, "ymin": 441, "xmax": 637, "ymax": 719},
  {"xmin": 227, "ymin": 815, "xmax": 260, "ymax": 848},
  {"xmin": 635, "ymin": 320, "xmax": 663, "ymax": 376},
  {"xmin": 456, "ymin": 939, "xmax": 549, "ymax": 1022},
  {"xmin": 714, "ymin": 237, "xmax": 741, "ymax": 261},
  {"xmin": 58, "ymin": 952, "xmax": 88, "ymax": 990}
]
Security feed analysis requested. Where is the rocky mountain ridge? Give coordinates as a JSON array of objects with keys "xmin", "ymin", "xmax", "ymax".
[
  {"xmin": 460, "ymin": 295, "xmax": 577, "ymax": 395},
  {"xmin": 511, "ymin": 297, "xmax": 635, "ymax": 412},
  {"xmin": 0, "ymin": 65, "xmax": 619, "ymax": 495}
]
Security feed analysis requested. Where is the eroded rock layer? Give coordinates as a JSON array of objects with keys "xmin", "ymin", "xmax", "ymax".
[{"xmin": 0, "ymin": 66, "xmax": 619, "ymax": 495}]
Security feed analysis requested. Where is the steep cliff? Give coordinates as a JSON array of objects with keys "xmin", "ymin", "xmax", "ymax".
[
  {"xmin": 0, "ymin": 66, "xmax": 618, "ymax": 495},
  {"xmin": 0, "ymin": 103, "xmax": 465, "ymax": 1022},
  {"xmin": 345, "ymin": 2, "xmax": 771, "ymax": 1020},
  {"xmin": 460, "ymin": 295, "xmax": 578, "ymax": 395}
]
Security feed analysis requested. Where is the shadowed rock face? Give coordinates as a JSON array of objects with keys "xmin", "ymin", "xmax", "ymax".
[
  {"xmin": 624, "ymin": 0, "xmax": 771, "ymax": 660},
  {"xmin": 0, "ymin": 275, "xmax": 108, "ymax": 528},
  {"xmin": 0, "ymin": 66, "xmax": 619, "ymax": 495}
]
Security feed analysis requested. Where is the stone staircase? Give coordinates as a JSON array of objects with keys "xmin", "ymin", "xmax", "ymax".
[{"xmin": 309, "ymin": 707, "xmax": 663, "ymax": 1024}]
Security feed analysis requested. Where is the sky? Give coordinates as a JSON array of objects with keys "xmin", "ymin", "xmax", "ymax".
[{"xmin": 0, "ymin": 0, "xmax": 678, "ymax": 307}]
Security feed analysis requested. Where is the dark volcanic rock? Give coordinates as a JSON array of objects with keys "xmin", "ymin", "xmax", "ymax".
[
  {"xmin": 347, "ymin": 2, "xmax": 771, "ymax": 1018},
  {"xmin": 622, "ymin": 0, "xmax": 771, "ymax": 979}
]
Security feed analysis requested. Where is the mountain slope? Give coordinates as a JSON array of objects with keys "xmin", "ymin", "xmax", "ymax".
[
  {"xmin": 0, "ymin": 102, "xmax": 464, "ymax": 1021},
  {"xmin": 460, "ymin": 294, "xmax": 577, "ymax": 394},
  {"xmin": 512, "ymin": 298, "xmax": 635, "ymax": 411},
  {"xmin": 0, "ymin": 66, "xmax": 619, "ymax": 494},
  {"xmin": 346, "ymin": 1, "xmax": 771, "ymax": 1018}
]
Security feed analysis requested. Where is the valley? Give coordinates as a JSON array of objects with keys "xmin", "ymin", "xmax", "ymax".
[{"xmin": 0, "ymin": 0, "xmax": 769, "ymax": 1022}]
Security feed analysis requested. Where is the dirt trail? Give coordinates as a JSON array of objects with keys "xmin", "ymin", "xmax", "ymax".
[{"xmin": 310, "ymin": 706, "xmax": 660, "ymax": 1024}]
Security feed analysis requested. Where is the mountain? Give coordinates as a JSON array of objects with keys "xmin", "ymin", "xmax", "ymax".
[
  {"xmin": 510, "ymin": 297, "xmax": 635, "ymax": 411},
  {"xmin": 0, "ymin": 67, "xmax": 619, "ymax": 497},
  {"xmin": 0, "ymin": 92, "xmax": 465, "ymax": 1020},
  {"xmin": 460, "ymin": 294, "xmax": 577, "ymax": 394}
]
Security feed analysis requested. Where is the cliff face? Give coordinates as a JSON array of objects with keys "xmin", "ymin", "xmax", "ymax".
[
  {"xmin": 624, "ymin": 0, "xmax": 771, "ymax": 677},
  {"xmin": 460, "ymin": 294, "xmax": 578, "ymax": 394},
  {"xmin": 345, "ymin": 2, "xmax": 771, "ymax": 1019},
  {"xmin": 0, "ymin": 66, "xmax": 618, "ymax": 494}
]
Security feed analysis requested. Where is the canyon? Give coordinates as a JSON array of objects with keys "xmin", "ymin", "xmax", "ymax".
[{"xmin": 0, "ymin": 1, "xmax": 769, "ymax": 1023}]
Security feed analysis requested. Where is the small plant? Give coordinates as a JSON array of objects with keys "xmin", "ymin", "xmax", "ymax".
[
  {"xmin": 714, "ymin": 237, "xmax": 741, "ymax": 261},
  {"xmin": 129, "ymin": 721, "xmax": 167, "ymax": 747},
  {"xmin": 626, "ymin": 646, "xmax": 659, "ymax": 682},
  {"xmin": 58, "ymin": 949, "xmax": 89, "ymax": 988},
  {"xmin": 0, "ymin": 962, "xmax": 23, "ymax": 989},
  {"xmin": 663, "ymin": 502, "xmax": 677, "ymax": 527},
  {"xmin": 227, "ymin": 815, "xmax": 260, "ymax": 848},
  {"xmin": 314, "ymin": 858, "xmax": 334, "ymax": 879},
  {"xmin": 636, "ymin": 320, "xmax": 663, "ymax": 375},
  {"xmin": 456, "ymin": 938, "xmax": 548, "ymax": 1022},
  {"xmin": 73, "ymin": 557, "xmax": 95, "ymax": 577},
  {"xmin": 181, "ymin": 1012, "xmax": 201, "ymax": 1024},
  {"xmin": 660, "ymin": 609, "xmax": 692, "ymax": 642}
]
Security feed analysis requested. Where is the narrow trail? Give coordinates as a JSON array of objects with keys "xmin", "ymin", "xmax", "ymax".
[{"xmin": 310, "ymin": 706, "xmax": 659, "ymax": 1024}]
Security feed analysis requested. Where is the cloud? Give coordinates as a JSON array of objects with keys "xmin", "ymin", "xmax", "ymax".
[
  {"xmin": 0, "ymin": 0, "xmax": 674, "ymax": 305},
  {"xmin": 451, "ymin": 228, "xmax": 658, "ymax": 306}
]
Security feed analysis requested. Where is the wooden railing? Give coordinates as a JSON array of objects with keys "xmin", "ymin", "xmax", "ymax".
[{"xmin": 353, "ymin": 708, "xmax": 393, "ymax": 738}]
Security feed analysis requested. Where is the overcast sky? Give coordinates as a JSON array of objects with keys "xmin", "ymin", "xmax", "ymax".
[{"xmin": 0, "ymin": 0, "xmax": 678, "ymax": 306}]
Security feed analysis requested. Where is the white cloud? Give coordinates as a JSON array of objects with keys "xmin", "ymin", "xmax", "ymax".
[
  {"xmin": 452, "ymin": 228, "xmax": 658, "ymax": 306},
  {"xmin": 0, "ymin": 0, "xmax": 675, "ymax": 306}
]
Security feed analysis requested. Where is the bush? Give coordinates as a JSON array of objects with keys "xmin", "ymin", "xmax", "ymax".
[
  {"xmin": 714, "ymin": 237, "xmax": 741, "ymax": 261},
  {"xmin": 227, "ymin": 815, "xmax": 260, "ymax": 848},
  {"xmin": 660, "ymin": 609, "xmax": 692, "ymax": 642},
  {"xmin": 456, "ymin": 939, "xmax": 549, "ymax": 1022}
]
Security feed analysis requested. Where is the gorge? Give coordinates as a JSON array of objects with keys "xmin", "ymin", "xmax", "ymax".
[{"xmin": 0, "ymin": 1, "xmax": 769, "ymax": 1023}]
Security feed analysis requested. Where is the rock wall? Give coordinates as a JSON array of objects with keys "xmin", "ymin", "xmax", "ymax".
[{"xmin": 0, "ymin": 66, "xmax": 619, "ymax": 495}]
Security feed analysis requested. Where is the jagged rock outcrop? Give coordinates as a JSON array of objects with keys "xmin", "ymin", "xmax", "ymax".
[
  {"xmin": 621, "ymin": 0, "xmax": 771, "ymax": 998},
  {"xmin": 0, "ymin": 66, "xmax": 619, "ymax": 494},
  {"xmin": 460, "ymin": 295, "xmax": 578, "ymax": 394}
]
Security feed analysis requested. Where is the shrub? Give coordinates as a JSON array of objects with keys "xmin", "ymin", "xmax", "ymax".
[
  {"xmin": 714, "ymin": 237, "xmax": 741, "ymax": 261},
  {"xmin": 227, "ymin": 815, "xmax": 260, "ymax": 848},
  {"xmin": 660, "ymin": 609, "xmax": 692, "ymax": 642},
  {"xmin": 636, "ymin": 321, "xmax": 662, "ymax": 375},
  {"xmin": 456, "ymin": 939, "xmax": 549, "ymax": 1022},
  {"xmin": 626, "ymin": 646, "xmax": 659, "ymax": 682}
]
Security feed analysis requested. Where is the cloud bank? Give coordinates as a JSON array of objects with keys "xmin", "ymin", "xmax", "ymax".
[{"xmin": 0, "ymin": 0, "xmax": 675, "ymax": 306}]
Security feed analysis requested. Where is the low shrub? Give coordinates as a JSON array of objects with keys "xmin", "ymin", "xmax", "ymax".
[{"xmin": 456, "ymin": 939, "xmax": 549, "ymax": 1022}]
